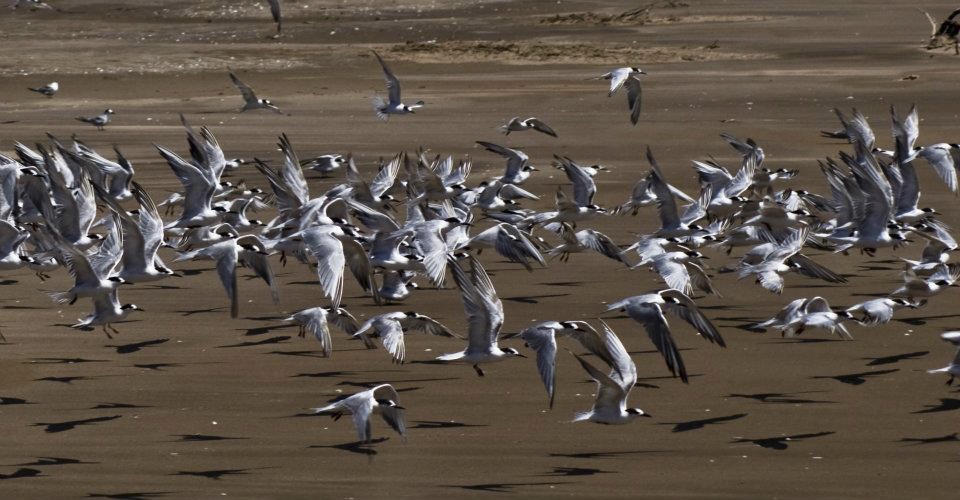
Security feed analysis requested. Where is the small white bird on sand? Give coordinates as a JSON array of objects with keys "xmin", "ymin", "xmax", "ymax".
[
  {"xmin": 28, "ymin": 81, "xmax": 57, "ymax": 97},
  {"xmin": 928, "ymin": 331, "xmax": 960, "ymax": 385}
]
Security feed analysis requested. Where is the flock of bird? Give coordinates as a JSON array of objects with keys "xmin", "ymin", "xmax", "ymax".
[{"xmin": 3, "ymin": 9, "xmax": 960, "ymax": 445}]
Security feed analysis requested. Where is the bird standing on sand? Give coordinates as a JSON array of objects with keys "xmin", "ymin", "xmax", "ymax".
[
  {"xmin": 28, "ymin": 82, "xmax": 57, "ymax": 97},
  {"xmin": 75, "ymin": 109, "xmax": 114, "ymax": 131}
]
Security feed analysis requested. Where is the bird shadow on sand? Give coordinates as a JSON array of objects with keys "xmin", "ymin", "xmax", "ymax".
[
  {"xmin": 0, "ymin": 396, "xmax": 32, "ymax": 405},
  {"xmin": 217, "ymin": 336, "xmax": 291, "ymax": 348},
  {"xmin": 410, "ymin": 420, "xmax": 486, "ymax": 429},
  {"xmin": 34, "ymin": 375, "xmax": 98, "ymax": 384},
  {"xmin": 899, "ymin": 433, "xmax": 959, "ymax": 445},
  {"xmin": 731, "ymin": 431, "xmax": 835, "ymax": 450},
  {"xmin": 107, "ymin": 338, "xmax": 169, "ymax": 354},
  {"xmin": 862, "ymin": 351, "xmax": 928, "ymax": 366},
  {"xmin": 86, "ymin": 492, "xmax": 172, "ymax": 499},
  {"xmin": 810, "ymin": 368, "xmax": 899, "ymax": 385},
  {"xmin": 177, "ymin": 306, "xmax": 226, "ymax": 316},
  {"xmin": 131, "ymin": 363, "xmax": 181, "ymax": 371},
  {"xmin": 541, "ymin": 467, "xmax": 614, "ymax": 477},
  {"xmin": 337, "ymin": 378, "xmax": 456, "ymax": 387},
  {"xmin": 89, "ymin": 403, "xmax": 150, "ymax": 410},
  {"xmin": 290, "ymin": 371, "xmax": 353, "ymax": 379},
  {"xmin": 502, "ymin": 293, "xmax": 570, "ymax": 304},
  {"xmin": 913, "ymin": 398, "xmax": 960, "ymax": 414},
  {"xmin": 539, "ymin": 281, "xmax": 585, "ymax": 287},
  {"xmin": 173, "ymin": 467, "xmax": 268, "ymax": 480},
  {"xmin": 765, "ymin": 338, "xmax": 845, "ymax": 344},
  {"xmin": 445, "ymin": 481, "xmax": 570, "ymax": 493},
  {"xmin": 240, "ymin": 324, "xmax": 289, "ymax": 336},
  {"xmin": 896, "ymin": 313, "xmax": 960, "ymax": 326},
  {"xmin": 267, "ymin": 349, "xmax": 327, "ymax": 358},
  {"xmin": 726, "ymin": 391, "xmax": 836, "ymax": 404},
  {"xmin": 660, "ymin": 413, "xmax": 748, "ymax": 432},
  {"xmin": 32, "ymin": 415, "xmax": 121, "ymax": 433},
  {"xmin": 14, "ymin": 457, "xmax": 97, "ymax": 466},
  {"xmin": 547, "ymin": 450, "xmax": 670, "ymax": 459},
  {"xmin": 172, "ymin": 435, "xmax": 249, "ymax": 442},
  {"xmin": 26, "ymin": 357, "xmax": 109, "ymax": 364},
  {"xmin": 0, "ymin": 468, "xmax": 43, "ymax": 480},
  {"xmin": 0, "ymin": 279, "xmax": 19, "ymax": 286},
  {"xmin": 308, "ymin": 438, "xmax": 389, "ymax": 456}
]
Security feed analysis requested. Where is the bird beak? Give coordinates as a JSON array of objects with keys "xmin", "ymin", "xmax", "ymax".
[
  {"xmin": 516, "ymin": 352, "xmax": 527, "ymax": 358},
  {"xmin": 394, "ymin": 406, "xmax": 406, "ymax": 410},
  {"xmin": 642, "ymin": 413, "xmax": 652, "ymax": 418}
]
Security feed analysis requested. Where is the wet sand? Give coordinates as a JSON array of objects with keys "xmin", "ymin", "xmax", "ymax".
[{"xmin": 2, "ymin": 1, "xmax": 960, "ymax": 498}]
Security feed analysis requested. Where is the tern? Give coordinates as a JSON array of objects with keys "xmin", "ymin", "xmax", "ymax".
[
  {"xmin": 75, "ymin": 109, "xmax": 114, "ymax": 131},
  {"xmin": 228, "ymin": 68, "xmax": 281, "ymax": 113},
  {"xmin": 500, "ymin": 117, "xmax": 557, "ymax": 137},
  {"xmin": 779, "ymin": 296, "xmax": 851, "ymax": 339},
  {"xmin": 27, "ymin": 81, "xmax": 57, "ymax": 97},
  {"xmin": 841, "ymin": 298, "xmax": 924, "ymax": 326},
  {"xmin": 435, "ymin": 254, "xmax": 524, "ymax": 376},
  {"xmin": 72, "ymin": 290, "xmax": 142, "ymax": 338},
  {"xmin": 354, "ymin": 311, "xmax": 458, "ymax": 364},
  {"xmin": 928, "ymin": 331, "xmax": 960, "ymax": 385},
  {"xmin": 371, "ymin": 51, "xmax": 423, "ymax": 120},
  {"xmin": 313, "ymin": 384, "xmax": 405, "ymax": 443},
  {"xmin": 607, "ymin": 289, "xmax": 724, "ymax": 383},
  {"xmin": 476, "ymin": 141, "xmax": 538, "ymax": 185},
  {"xmin": 284, "ymin": 307, "xmax": 359, "ymax": 357},
  {"xmin": 598, "ymin": 67, "xmax": 645, "ymax": 125},
  {"xmin": 572, "ymin": 320, "xmax": 650, "ymax": 424},
  {"xmin": 511, "ymin": 320, "xmax": 616, "ymax": 408}
]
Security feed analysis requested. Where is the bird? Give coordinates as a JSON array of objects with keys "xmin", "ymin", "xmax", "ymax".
[
  {"xmin": 312, "ymin": 384, "xmax": 406, "ymax": 443},
  {"xmin": 779, "ymin": 296, "xmax": 852, "ymax": 339},
  {"xmin": 475, "ymin": 141, "xmax": 538, "ymax": 185},
  {"xmin": 72, "ymin": 290, "xmax": 142, "ymax": 338},
  {"xmin": 174, "ymin": 235, "xmax": 279, "ymax": 318},
  {"xmin": 928, "ymin": 331, "xmax": 960, "ymax": 385},
  {"xmin": 228, "ymin": 68, "xmax": 281, "ymax": 113},
  {"xmin": 841, "ymin": 298, "xmax": 924, "ymax": 326},
  {"xmin": 500, "ymin": 117, "xmax": 557, "ymax": 137},
  {"xmin": 435, "ymin": 254, "xmax": 524, "ymax": 376},
  {"xmin": 645, "ymin": 148, "xmax": 707, "ymax": 238},
  {"xmin": 371, "ymin": 51, "xmax": 423, "ymax": 120},
  {"xmin": 300, "ymin": 154, "xmax": 346, "ymax": 177},
  {"xmin": 284, "ymin": 307, "xmax": 359, "ymax": 357},
  {"xmin": 512, "ymin": 320, "xmax": 615, "ymax": 408},
  {"xmin": 75, "ymin": 109, "xmax": 114, "ymax": 131},
  {"xmin": 597, "ymin": 67, "xmax": 645, "ymax": 125},
  {"xmin": 9, "ymin": 0, "xmax": 51, "ymax": 10},
  {"xmin": 607, "ymin": 289, "xmax": 724, "ymax": 383},
  {"xmin": 266, "ymin": 0, "xmax": 281, "ymax": 37},
  {"xmin": 890, "ymin": 265, "xmax": 960, "ymax": 300},
  {"xmin": 571, "ymin": 320, "xmax": 651, "ymax": 424},
  {"xmin": 27, "ymin": 81, "xmax": 57, "ymax": 97},
  {"xmin": 547, "ymin": 223, "xmax": 627, "ymax": 265},
  {"xmin": 353, "ymin": 311, "xmax": 458, "ymax": 364}
]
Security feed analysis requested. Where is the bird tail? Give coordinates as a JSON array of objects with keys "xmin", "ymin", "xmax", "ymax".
[
  {"xmin": 46, "ymin": 290, "xmax": 73, "ymax": 305},
  {"xmin": 572, "ymin": 411, "xmax": 592, "ymax": 423},
  {"xmin": 371, "ymin": 96, "xmax": 388, "ymax": 121}
]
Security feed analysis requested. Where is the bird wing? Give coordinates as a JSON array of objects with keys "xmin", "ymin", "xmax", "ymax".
[
  {"xmin": 659, "ymin": 289, "xmax": 725, "ymax": 347},
  {"xmin": 521, "ymin": 325, "xmax": 558, "ymax": 407},
  {"xmin": 402, "ymin": 314, "xmax": 457, "ymax": 339},
  {"xmin": 916, "ymin": 144, "xmax": 959, "ymax": 192},
  {"xmin": 228, "ymin": 69, "xmax": 258, "ymax": 104},
  {"xmin": 606, "ymin": 68, "xmax": 630, "ymax": 96},
  {"xmin": 527, "ymin": 118, "xmax": 557, "ymax": 137},
  {"xmin": 372, "ymin": 51, "xmax": 402, "ymax": 105},
  {"xmin": 302, "ymin": 228, "xmax": 345, "ymax": 309},
  {"xmin": 646, "ymin": 148, "xmax": 681, "ymax": 230},
  {"xmin": 555, "ymin": 155, "xmax": 596, "ymax": 207},
  {"xmin": 370, "ymin": 152, "xmax": 402, "ymax": 199},
  {"xmin": 625, "ymin": 76, "xmax": 642, "ymax": 125}
]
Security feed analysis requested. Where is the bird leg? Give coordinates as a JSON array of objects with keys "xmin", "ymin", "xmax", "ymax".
[
  {"xmin": 102, "ymin": 325, "xmax": 114, "ymax": 339},
  {"xmin": 473, "ymin": 364, "xmax": 485, "ymax": 377},
  {"xmin": 947, "ymin": 375, "xmax": 955, "ymax": 386},
  {"xmin": 298, "ymin": 326, "xmax": 305, "ymax": 338}
]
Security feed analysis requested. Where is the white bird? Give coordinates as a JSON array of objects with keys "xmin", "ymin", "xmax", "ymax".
[
  {"xmin": 512, "ymin": 320, "xmax": 616, "ymax": 408},
  {"xmin": 0, "ymin": 221, "xmax": 33, "ymax": 271},
  {"xmin": 645, "ymin": 148, "xmax": 706, "ymax": 238},
  {"xmin": 928, "ymin": 331, "xmax": 960, "ymax": 385},
  {"xmin": 607, "ymin": 289, "xmax": 725, "ymax": 383},
  {"xmin": 891, "ymin": 264, "xmax": 960, "ymax": 300},
  {"xmin": 463, "ymin": 223, "xmax": 546, "ymax": 271},
  {"xmin": 476, "ymin": 141, "xmax": 538, "ymax": 185},
  {"xmin": 157, "ymin": 144, "xmax": 219, "ymax": 231},
  {"xmin": 637, "ymin": 250, "xmax": 719, "ymax": 297},
  {"xmin": 75, "ymin": 109, "xmax": 114, "ymax": 131},
  {"xmin": 313, "ymin": 384, "xmax": 406, "ymax": 443},
  {"xmin": 354, "ymin": 311, "xmax": 458, "ymax": 364},
  {"xmin": 779, "ymin": 296, "xmax": 851, "ymax": 339},
  {"xmin": 841, "ymin": 298, "xmax": 924, "ymax": 326},
  {"xmin": 174, "ymin": 235, "xmax": 279, "ymax": 318},
  {"xmin": 371, "ymin": 51, "xmax": 423, "ymax": 120},
  {"xmin": 99, "ymin": 182, "xmax": 176, "ymax": 283},
  {"xmin": 548, "ymin": 223, "xmax": 627, "ymax": 265},
  {"xmin": 228, "ymin": 68, "xmax": 281, "ymax": 113},
  {"xmin": 598, "ymin": 67, "xmax": 645, "ymax": 125},
  {"xmin": 27, "ymin": 81, "xmax": 57, "ymax": 97},
  {"xmin": 284, "ymin": 307, "xmax": 359, "ymax": 357},
  {"xmin": 72, "ymin": 290, "xmax": 142, "ymax": 338},
  {"xmin": 436, "ymin": 254, "xmax": 524, "ymax": 376},
  {"xmin": 500, "ymin": 117, "xmax": 557, "ymax": 137},
  {"xmin": 572, "ymin": 320, "xmax": 650, "ymax": 424},
  {"xmin": 301, "ymin": 154, "xmax": 346, "ymax": 177}
]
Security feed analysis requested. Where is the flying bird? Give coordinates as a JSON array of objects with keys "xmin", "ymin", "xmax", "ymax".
[
  {"xmin": 228, "ymin": 68, "xmax": 281, "ymax": 113},
  {"xmin": 313, "ymin": 384, "xmax": 406, "ymax": 443},
  {"xmin": 371, "ymin": 51, "xmax": 423, "ymax": 120}
]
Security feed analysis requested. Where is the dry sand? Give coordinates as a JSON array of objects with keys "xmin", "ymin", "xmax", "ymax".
[{"xmin": 2, "ymin": 0, "xmax": 960, "ymax": 498}]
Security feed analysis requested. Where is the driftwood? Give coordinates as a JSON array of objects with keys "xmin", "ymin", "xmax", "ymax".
[{"xmin": 921, "ymin": 8, "xmax": 960, "ymax": 54}]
